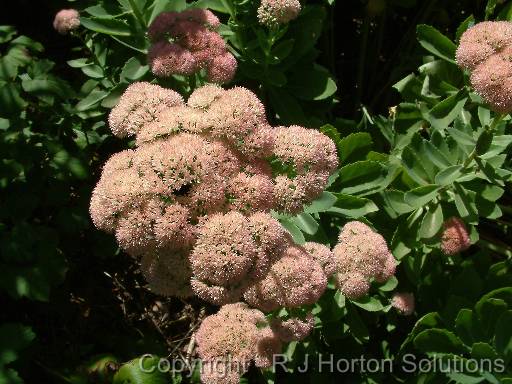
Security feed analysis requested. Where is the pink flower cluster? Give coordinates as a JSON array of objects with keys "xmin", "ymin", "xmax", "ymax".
[
  {"xmin": 90, "ymin": 81, "xmax": 338, "ymax": 303},
  {"xmin": 456, "ymin": 21, "xmax": 512, "ymax": 113},
  {"xmin": 391, "ymin": 292, "xmax": 415, "ymax": 316},
  {"xmin": 332, "ymin": 221, "xmax": 396, "ymax": 299},
  {"xmin": 440, "ymin": 217, "xmax": 471, "ymax": 255},
  {"xmin": 147, "ymin": 9, "xmax": 237, "ymax": 83},
  {"xmin": 196, "ymin": 303, "xmax": 282, "ymax": 384},
  {"xmin": 53, "ymin": 9, "xmax": 80, "ymax": 34},
  {"xmin": 257, "ymin": 0, "xmax": 301, "ymax": 27},
  {"xmin": 196, "ymin": 303, "xmax": 315, "ymax": 383}
]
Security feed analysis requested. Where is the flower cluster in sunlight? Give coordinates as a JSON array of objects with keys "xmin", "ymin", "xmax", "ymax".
[
  {"xmin": 333, "ymin": 221, "xmax": 396, "ymax": 299},
  {"xmin": 257, "ymin": 0, "xmax": 301, "ymax": 27},
  {"xmin": 147, "ymin": 9, "xmax": 237, "ymax": 83},
  {"xmin": 53, "ymin": 9, "xmax": 80, "ymax": 34},
  {"xmin": 440, "ymin": 217, "xmax": 471, "ymax": 255},
  {"xmin": 456, "ymin": 21, "xmax": 512, "ymax": 113}
]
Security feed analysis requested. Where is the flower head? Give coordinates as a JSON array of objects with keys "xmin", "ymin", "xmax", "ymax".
[
  {"xmin": 206, "ymin": 52, "xmax": 238, "ymax": 83},
  {"xmin": 195, "ymin": 303, "xmax": 281, "ymax": 384},
  {"xmin": 53, "ymin": 9, "xmax": 80, "ymax": 34},
  {"xmin": 456, "ymin": 21, "xmax": 512, "ymax": 71},
  {"xmin": 108, "ymin": 82, "xmax": 184, "ymax": 138},
  {"xmin": 392, "ymin": 292, "xmax": 415, "ymax": 316},
  {"xmin": 271, "ymin": 313, "xmax": 314, "ymax": 342},
  {"xmin": 148, "ymin": 41, "xmax": 198, "ymax": 77},
  {"xmin": 257, "ymin": 0, "xmax": 301, "ymax": 27},
  {"xmin": 244, "ymin": 245, "xmax": 327, "ymax": 311},
  {"xmin": 333, "ymin": 221, "xmax": 395, "ymax": 299},
  {"xmin": 303, "ymin": 242, "xmax": 336, "ymax": 277},
  {"xmin": 440, "ymin": 217, "xmax": 471, "ymax": 255}
]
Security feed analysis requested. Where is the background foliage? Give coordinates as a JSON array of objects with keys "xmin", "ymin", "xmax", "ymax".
[{"xmin": 0, "ymin": 0, "xmax": 511, "ymax": 383}]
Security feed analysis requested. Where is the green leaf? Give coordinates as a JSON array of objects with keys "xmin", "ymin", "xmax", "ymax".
[
  {"xmin": 455, "ymin": 309, "xmax": 485, "ymax": 346},
  {"xmin": 495, "ymin": 311, "xmax": 512, "ymax": 361},
  {"xmin": 76, "ymin": 89, "xmax": 109, "ymax": 111},
  {"xmin": 376, "ymin": 276, "xmax": 398, "ymax": 292},
  {"xmin": 404, "ymin": 185, "xmax": 440, "ymax": 208},
  {"xmin": 338, "ymin": 132, "xmax": 373, "ymax": 164},
  {"xmin": 381, "ymin": 190, "xmax": 415, "ymax": 216},
  {"xmin": 113, "ymin": 356, "xmax": 169, "ymax": 384},
  {"xmin": 280, "ymin": 218, "xmax": 305, "ymax": 244},
  {"xmin": 329, "ymin": 194, "xmax": 378, "ymax": 218},
  {"xmin": 81, "ymin": 65, "xmax": 104, "ymax": 79},
  {"xmin": 0, "ymin": 323, "xmax": 35, "ymax": 367},
  {"xmin": 267, "ymin": 87, "xmax": 306, "ymax": 125},
  {"xmin": 120, "ymin": 57, "xmax": 149, "ymax": 82},
  {"xmin": 352, "ymin": 296, "xmax": 385, "ymax": 312},
  {"xmin": 419, "ymin": 203, "xmax": 443, "ymax": 239},
  {"xmin": 414, "ymin": 328, "xmax": 466, "ymax": 355},
  {"xmin": 416, "ymin": 24, "xmax": 457, "ymax": 63},
  {"xmin": 426, "ymin": 92, "xmax": 467, "ymax": 130},
  {"xmin": 337, "ymin": 161, "xmax": 387, "ymax": 195},
  {"xmin": 471, "ymin": 342, "xmax": 499, "ymax": 360},
  {"xmin": 475, "ymin": 129, "xmax": 494, "ymax": 155},
  {"xmin": 304, "ymin": 191, "xmax": 337, "ymax": 213},
  {"xmin": 456, "ymin": 15, "xmax": 475, "ymax": 42},
  {"xmin": 292, "ymin": 213, "xmax": 319, "ymax": 235},
  {"xmin": 80, "ymin": 17, "xmax": 132, "ymax": 36},
  {"xmin": 435, "ymin": 165, "xmax": 462, "ymax": 186},
  {"xmin": 346, "ymin": 302, "xmax": 369, "ymax": 342},
  {"xmin": 286, "ymin": 64, "xmax": 337, "ymax": 101}
]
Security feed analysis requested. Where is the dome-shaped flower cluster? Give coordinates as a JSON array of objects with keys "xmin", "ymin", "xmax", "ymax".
[
  {"xmin": 456, "ymin": 21, "xmax": 512, "ymax": 113},
  {"xmin": 391, "ymin": 292, "xmax": 415, "ymax": 316},
  {"xmin": 53, "ymin": 9, "xmax": 80, "ymax": 34},
  {"xmin": 440, "ymin": 217, "xmax": 471, "ymax": 255},
  {"xmin": 270, "ymin": 313, "xmax": 315, "ymax": 342},
  {"xmin": 195, "ymin": 303, "xmax": 282, "ymax": 383},
  {"xmin": 90, "ymin": 81, "xmax": 338, "ymax": 303},
  {"xmin": 147, "ymin": 9, "xmax": 237, "ymax": 83},
  {"xmin": 332, "ymin": 221, "xmax": 396, "ymax": 299},
  {"xmin": 257, "ymin": 0, "xmax": 301, "ymax": 27}
]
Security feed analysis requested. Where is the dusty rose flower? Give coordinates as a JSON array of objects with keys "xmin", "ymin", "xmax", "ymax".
[
  {"xmin": 456, "ymin": 21, "xmax": 512, "ymax": 71},
  {"xmin": 333, "ymin": 221, "xmax": 396, "ymax": 299},
  {"xmin": 206, "ymin": 52, "xmax": 238, "ymax": 83},
  {"xmin": 249, "ymin": 212, "xmax": 290, "ymax": 261},
  {"xmin": 53, "ymin": 9, "xmax": 80, "ymax": 34},
  {"xmin": 273, "ymin": 125, "xmax": 338, "ymax": 174},
  {"xmin": 303, "ymin": 242, "xmax": 336, "ymax": 277},
  {"xmin": 140, "ymin": 249, "xmax": 194, "ymax": 297},
  {"xmin": 188, "ymin": 84, "xmax": 224, "ymax": 109},
  {"xmin": 191, "ymin": 212, "xmax": 269, "ymax": 304},
  {"xmin": 148, "ymin": 41, "xmax": 198, "ymax": 77},
  {"xmin": 456, "ymin": 21, "xmax": 512, "ymax": 113},
  {"xmin": 195, "ymin": 303, "xmax": 281, "ymax": 384},
  {"xmin": 148, "ymin": 11, "xmax": 179, "ymax": 41},
  {"xmin": 392, "ymin": 292, "xmax": 415, "ymax": 316},
  {"xmin": 244, "ymin": 245, "xmax": 327, "ymax": 312},
  {"xmin": 153, "ymin": 204, "xmax": 196, "ymax": 249},
  {"xmin": 147, "ymin": 9, "xmax": 236, "ymax": 83},
  {"xmin": 108, "ymin": 82, "xmax": 184, "ymax": 138},
  {"xmin": 440, "ymin": 217, "xmax": 471, "ymax": 255},
  {"xmin": 335, "ymin": 272, "xmax": 370, "ymax": 300},
  {"xmin": 227, "ymin": 172, "xmax": 274, "ymax": 213},
  {"xmin": 237, "ymin": 125, "xmax": 275, "ymax": 159},
  {"xmin": 257, "ymin": 0, "xmax": 301, "ymax": 27},
  {"xmin": 271, "ymin": 313, "xmax": 314, "ymax": 342},
  {"xmin": 470, "ymin": 47, "xmax": 512, "ymax": 114}
]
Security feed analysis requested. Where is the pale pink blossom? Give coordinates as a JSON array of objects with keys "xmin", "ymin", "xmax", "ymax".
[
  {"xmin": 108, "ymin": 82, "xmax": 184, "ymax": 138},
  {"xmin": 271, "ymin": 313, "xmax": 314, "ymax": 342},
  {"xmin": 148, "ymin": 41, "xmax": 198, "ymax": 77},
  {"xmin": 244, "ymin": 245, "xmax": 327, "ymax": 312},
  {"xmin": 227, "ymin": 172, "xmax": 274, "ymax": 213},
  {"xmin": 206, "ymin": 52, "xmax": 238, "ymax": 83},
  {"xmin": 304, "ymin": 242, "xmax": 336, "ymax": 277},
  {"xmin": 195, "ymin": 303, "xmax": 281, "ymax": 384},
  {"xmin": 333, "ymin": 221, "xmax": 396, "ymax": 299},
  {"xmin": 249, "ymin": 212, "xmax": 291, "ymax": 261},
  {"xmin": 257, "ymin": 0, "xmax": 301, "ymax": 27},
  {"xmin": 440, "ymin": 217, "xmax": 471, "ymax": 255},
  {"xmin": 392, "ymin": 292, "xmax": 415, "ymax": 316},
  {"xmin": 53, "ymin": 9, "xmax": 80, "ymax": 34},
  {"xmin": 456, "ymin": 21, "xmax": 512, "ymax": 71}
]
